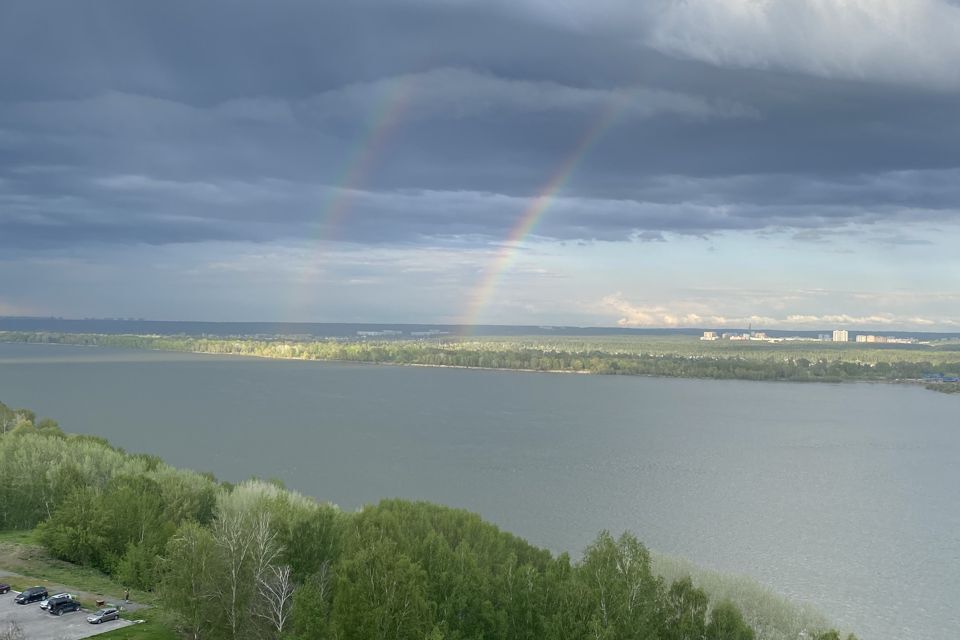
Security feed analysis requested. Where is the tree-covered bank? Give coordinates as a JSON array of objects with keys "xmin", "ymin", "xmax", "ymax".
[
  {"xmin": 927, "ymin": 381, "xmax": 960, "ymax": 394},
  {"xmin": 3, "ymin": 330, "xmax": 960, "ymax": 392},
  {"xmin": 0, "ymin": 400, "xmax": 854, "ymax": 640}
]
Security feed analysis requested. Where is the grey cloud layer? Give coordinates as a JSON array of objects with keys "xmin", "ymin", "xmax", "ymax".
[
  {"xmin": 288, "ymin": 68, "xmax": 757, "ymax": 122},
  {"xmin": 1, "ymin": 0, "xmax": 959, "ymax": 250},
  {"xmin": 5, "ymin": 169, "xmax": 959, "ymax": 248}
]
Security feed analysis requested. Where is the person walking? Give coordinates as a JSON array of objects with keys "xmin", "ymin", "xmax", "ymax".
[{"xmin": 124, "ymin": 588, "xmax": 129, "ymax": 603}]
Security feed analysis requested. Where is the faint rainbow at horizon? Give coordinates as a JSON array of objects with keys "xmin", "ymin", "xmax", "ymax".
[{"xmin": 458, "ymin": 95, "xmax": 631, "ymax": 332}]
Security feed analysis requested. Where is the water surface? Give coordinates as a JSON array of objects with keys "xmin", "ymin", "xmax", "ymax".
[{"xmin": 1, "ymin": 342, "xmax": 957, "ymax": 639}]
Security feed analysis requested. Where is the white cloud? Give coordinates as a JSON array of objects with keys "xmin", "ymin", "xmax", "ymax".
[
  {"xmin": 646, "ymin": 0, "xmax": 960, "ymax": 89},
  {"xmin": 783, "ymin": 313, "xmax": 960, "ymax": 327},
  {"xmin": 787, "ymin": 313, "xmax": 897, "ymax": 325},
  {"xmin": 600, "ymin": 292, "xmax": 960, "ymax": 329},
  {"xmin": 413, "ymin": 0, "xmax": 960, "ymax": 89},
  {"xmin": 600, "ymin": 292, "xmax": 769, "ymax": 327}
]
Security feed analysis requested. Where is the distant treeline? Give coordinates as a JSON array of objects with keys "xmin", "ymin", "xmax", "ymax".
[
  {"xmin": 4, "ymin": 331, "xmax": 960, "ymax": 391},
  {"xmin": 0, "ymin": 400, "xmax": 854, "ymax": 640}
]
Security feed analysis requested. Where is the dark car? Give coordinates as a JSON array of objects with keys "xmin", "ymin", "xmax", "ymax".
[
  {"xmin": 87, "ymin": 607, "xmax": 120, "ymax": 624},
  {"xmin": 0, "ymin": 583, "xmax": 10, "ymax": 594},
  {"xmin": 49, "ymin": 596, "xmax": 82, "ymax": 615},
  {"xmin": 45, "ymin": 594, "xmax": 73, "ymax": 609},
  {"xmin": 40, "ymin": 592, "xmax": 73, "ymax": 610},
  {"xmin": 14, "ymin": 586, "xmax": 48, "ymax": 604}
]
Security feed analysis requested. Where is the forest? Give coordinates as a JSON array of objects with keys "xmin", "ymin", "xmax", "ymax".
[
  {"xmin": 0, "ymin": 400, "xmax": 856, "ymax": 640},
  {"xmin": 3, "ymin": 331, "xmax": 960, "ymax": 392}
]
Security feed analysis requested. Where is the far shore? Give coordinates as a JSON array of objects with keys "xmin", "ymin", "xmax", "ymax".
[{"xmin": 5, "ymin": 337, "xmax": 956, "ymax": 394}]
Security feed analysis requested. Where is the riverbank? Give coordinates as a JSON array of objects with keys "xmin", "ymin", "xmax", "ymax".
[{"xmin": 3, "ymin": 330, "xmax": 959, "ymax": 393}]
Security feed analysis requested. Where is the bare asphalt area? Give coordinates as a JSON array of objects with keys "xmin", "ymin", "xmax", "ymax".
[{"xmin": 0, "ymin": 590, "xmax": 134, "ymax": 640}]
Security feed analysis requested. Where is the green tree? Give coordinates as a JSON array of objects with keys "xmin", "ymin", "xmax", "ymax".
[
  {"xmin": 159, "ymin": 521, "xmax": 221, "ymax": 640},
  {"xmin": 706, "ymin": 601, "xmax": 755, "ymax": 640},
  {"xmin": 289, "ymin": 565, "xmax": 334, "ymax": 640},
  {"xmin": 662, "ymin": 577, "xmax": 708, "ymax": 640},
  {"xmin": 37, "ymin": 486, "xmax": 113, "ymax": 569},
  {"xmin": 333, "ymin": 539, "xmax": 433, "ymax": 640},
  {"xmin": 578, "ymin": 531, "xmax": 662, "ymax": 639},
  {"xmin": 117, "ymin": 541, "xmax": 161, "ymax": 591}
]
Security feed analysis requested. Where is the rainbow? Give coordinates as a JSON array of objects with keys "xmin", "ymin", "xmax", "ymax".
[
  {"xmin": 313, "ymin": 77, "xmax": 416, "ymax": 244},
  {"xmin": 294, "ymin": 76, "xmax": 415, "ymax": 318},
  {"xmin": 458, "ymin": 94, "xmax": 631, "ymax": 331}
]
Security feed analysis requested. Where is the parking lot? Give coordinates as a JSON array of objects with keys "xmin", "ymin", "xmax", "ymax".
[{"xmin": 1, "ymin": 590, "xmax": 134, "ymax": 640}]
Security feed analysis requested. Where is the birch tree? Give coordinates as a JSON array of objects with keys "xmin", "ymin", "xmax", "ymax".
[
  {"xmin": 211, "ymin": 509, "xmax": 255, "ymax": 640},
  {"xmin": 257, "ymin": 564, "xmax": 295, "ymax": 638}
]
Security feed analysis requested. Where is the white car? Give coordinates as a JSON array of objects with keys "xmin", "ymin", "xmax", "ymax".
[{"xmin": 39, "ymin": 593, "xmax": 73, "ymax": 610}]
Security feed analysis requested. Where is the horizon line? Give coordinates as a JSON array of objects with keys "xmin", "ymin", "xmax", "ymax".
[{"xmin": 1, "ymin": 315, "xmax": 959, "ymax": 336}]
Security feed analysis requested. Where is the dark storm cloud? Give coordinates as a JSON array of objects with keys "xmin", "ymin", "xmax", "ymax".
[{"xmin": 1, "ymin": 0, "xmax": 959, "ymax": 249}]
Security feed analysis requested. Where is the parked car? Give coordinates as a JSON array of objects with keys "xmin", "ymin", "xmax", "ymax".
[
  {"xmin": 49, "ymin": 597, "xmax": 82, "ymax": 615},
  {"xmin": 14, "ymin": 586, "xmax": 48, "ymax": 604},
  {"xmin": 40, "ymin": 592, "xmax": 73, "ymax": 610},
  {"xmin": 87, "ymin": 607, "xmax": 120, "ymax": 624},
  {"xmin": 45, "ymin": 595, "xmax": 72, "ymax": 610},
  {"xmin": 0, "ymin": 583, "xmax": 10, "ymax": 594}
]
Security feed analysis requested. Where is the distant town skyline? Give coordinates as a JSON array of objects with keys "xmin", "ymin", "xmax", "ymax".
[
  {"xmin": 2, "ymin": 1, "xmax": 959, "ymax": 330},
  {"xmin": 2, "ymin": 315, "xmax": 957, "ymax": 338}
]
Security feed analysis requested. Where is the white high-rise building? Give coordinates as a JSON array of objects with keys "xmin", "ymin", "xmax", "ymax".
[{"xmin": 832, "ymin": 329, "xmax": 849, "ymax": 342}]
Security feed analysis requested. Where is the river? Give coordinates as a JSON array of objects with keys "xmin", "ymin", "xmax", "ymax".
[{"xmin": 0, "ymin": 342, "xmax": 957, "ymax": 639}]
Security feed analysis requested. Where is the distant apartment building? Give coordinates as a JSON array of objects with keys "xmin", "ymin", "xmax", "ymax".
[
  {"xmin": 856, "ymin": 334, "xmax": 916, "ymax": 344},
  {"xmin": 832, "ymin": 329, "xmax": 849, "ymax": 342},
  {"xmin": 700, "ymin": 331, "xmax": 718, "ymax": 341}
]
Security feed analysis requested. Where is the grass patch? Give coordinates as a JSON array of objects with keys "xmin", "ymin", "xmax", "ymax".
[
  {"xmin": 2, "ymin": 575, "xmax": 52, "ymax": 592},
  {"xmin": 0, "ymin": 529, "xmax": 38, "ymax": 545},
  {"xmin": 97, "ymin": 608, "xmax": 179, "ymax": 640}
]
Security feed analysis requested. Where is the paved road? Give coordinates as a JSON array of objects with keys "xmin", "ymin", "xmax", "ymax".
[{"xmin": 0, "ymin": 590, "xmax": 135, "ymax": 640}]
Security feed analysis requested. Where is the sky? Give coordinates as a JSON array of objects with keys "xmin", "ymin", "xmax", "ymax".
[{"xmin": 1, "ymin": 0, "xmax": 959, "ymax": 330}]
